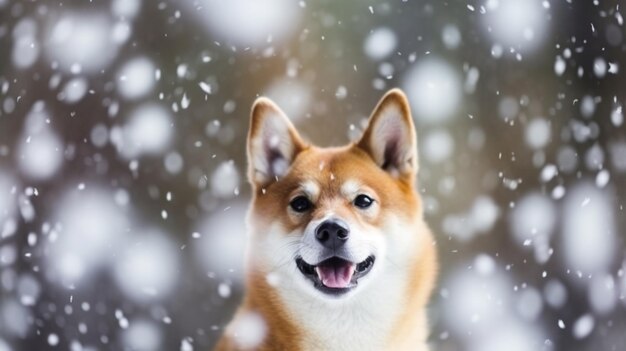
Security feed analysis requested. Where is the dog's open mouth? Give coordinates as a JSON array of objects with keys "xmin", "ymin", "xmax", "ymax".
[{"xmin": 295, "ymin": 255, "xmax": 375, "ymax": 295}]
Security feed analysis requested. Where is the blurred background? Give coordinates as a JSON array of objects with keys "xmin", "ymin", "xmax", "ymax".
[{"xmin": 1, "ymin": 0, "xmax": 625, "ymax": 350}]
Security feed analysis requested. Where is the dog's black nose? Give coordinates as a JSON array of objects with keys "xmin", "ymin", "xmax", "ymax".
[{"xmin": 315, "ymin": 219, "xmax": 350, "ymax": 249}]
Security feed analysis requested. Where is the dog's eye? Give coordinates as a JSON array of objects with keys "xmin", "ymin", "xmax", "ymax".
[
  {"xmin": 290, "ymin": 196, "xmax": 312, "ymax": 212},
  {"xmin": 354, "ymin": 194, "xmax": 374, "ymax": 209}
]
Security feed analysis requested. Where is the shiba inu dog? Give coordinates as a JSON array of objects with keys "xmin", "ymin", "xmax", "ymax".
[{"xmin": 215, "ymin": 89, "xmax": 438, "ymax": 351}]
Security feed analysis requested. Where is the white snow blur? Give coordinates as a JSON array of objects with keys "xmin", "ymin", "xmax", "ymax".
[
  {"xmin": 122, "ymin": 319, "xmax": 162, "ymax": 351},
  {"xmin": 442, "ymin": 196, "xmax": 500, "ymax": 242},
  {"xmin": 525, "ymin": 118, "xmax": 551, "ymax": 149},
  {"xmin": 117, "ymin": 56, "xmax": 156, "ymax": 100},
  {"xmin": 442, "ymin": 24, "xmax": 462, "ymax": 50},
  {"xmin": 11, "ymin": 18, "xmax": 40, "ymax": 69},
  {"xmin": 187, "ymin": 0, "xmax": 301, "ymax": 47},
  {"xmin": 46, "ymin": 186, "xmax": 129, "ymax": 285},
  {"xmin": 16, "ymin": 103, "xmax": 64, "ymax": 181},
  {"xmin": 561, "ymin": 182, "xmax": 616, "ymax": 277},
  {"xmin": 113, "ymin": 228, "xmax": 180, "ymax": 302},
  {"xmin": 509, "ymin": 192, "xmax": 556, "ymax": 264},
  {"xmin": 403, "ymin": 57, "xmax": 462, "ymax": 123},
  {"xmin": 111, "ymin": 0, "xmax": 142, "ymax": 19},
  {"xmin": 0, "ymin": 170, "xmax": 18, "ymax": 238},
  {"xmin": 230, "ymin": 312, "xmax": 267, "ymax": 350},
  {"xmin": 364, "ymin": 27, "xmax": 397, "ymax": 60},
  {"xmin": 0, "ymin": 298, "xmax": 31, "ymax": 338},
  {"xmin": 211, "ymin": 161, "xmax": 241, "ymax": 199},
  {"xmin": 193, "ymin": 202, "xmax": 247, "ymax": 286},
  {"xmin": 483, "ymin": 0, "xmax": 549, "ymax": 53},
  {"xmin": 113, "ymin": 103, "xmax": 174, "ymax": 158},
  {"xmin": 442, "ymin": 258, "xmax": 546, "ymax": 351},
  {"xmin": 0, "ymin": 338, "xmax": 11, "ymax": 351},
  {"xmin": 264, "ymin": 79, "xmax": 311, "ymax": 120},
  {"xmin": 60, "ymin": 77, "xmax": 89, "ymax": 104},
  {"xmin": 422, "ymin": 129, "xmax": 455, "ymax": 164},
  {"xmin": 45, "ymin": 12, "xmax": 118, "ymax": 73}
]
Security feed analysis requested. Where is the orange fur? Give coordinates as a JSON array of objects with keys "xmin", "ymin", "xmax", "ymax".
[{"xmin": 215, "ymin": 89, "xmax": 438, "ymax": 351}]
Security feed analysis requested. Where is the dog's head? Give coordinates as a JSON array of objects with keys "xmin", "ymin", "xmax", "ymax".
[{"xmin": 245, "ymin": 89, "xmax": 426, "ymax": 301}]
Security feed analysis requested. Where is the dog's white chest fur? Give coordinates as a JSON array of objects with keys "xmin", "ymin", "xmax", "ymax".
[{"xmin": 284, "ymin": 272, "xmax": 406, "ymax": 351}]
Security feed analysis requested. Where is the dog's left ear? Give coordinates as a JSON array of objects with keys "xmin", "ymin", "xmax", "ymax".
[
  {"xmin": 357, "ymin": 88, "xmax": 418, "ymax": 178},
  {"xmin": 247, "ymin": 97, "xmax": 306, "ymax": 187}
]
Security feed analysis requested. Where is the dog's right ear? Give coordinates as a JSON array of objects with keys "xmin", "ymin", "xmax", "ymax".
[{"xmin": 247, "ymin": 97, "xmax": 306, "ymax": 188}]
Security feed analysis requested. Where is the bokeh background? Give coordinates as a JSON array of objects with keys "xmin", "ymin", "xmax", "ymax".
[{"xmin": 1, "ymin": 0, "xmax": 626, "ymax": 350}]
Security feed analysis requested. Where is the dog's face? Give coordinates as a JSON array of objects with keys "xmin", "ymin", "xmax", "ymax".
[{"xmin": 246, "ymin": 89, "xmax": 423, "ymax": 301}]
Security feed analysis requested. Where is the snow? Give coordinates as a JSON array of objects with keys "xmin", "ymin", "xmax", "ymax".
[
  {"xmin": 264, "ymin": 79, "xmax": 311, "ymax": 120},
  {"xmin": 164, "ymin": 152, "xmax": 184, "ymax": 174},
  {"xmin": 47, "ymin": 187, "xmax": 129, "ymax": 285},
  {"xmin": 3, "ymin": 1, "xmax": 626, "ymax": 350},
  {"xmin": 0, "ymin": 298, "xmax": 31, "ymax": 337},
  {"xmin": 47, "ymin": 333, "xmax": 59, "ymax": 347},
  {"xmin": 580, "ymin": 95, "xmax": 596, "ymax": 118},
  {"xmin": 593, "ymin": 58, "xmax": 607, "ymax": 78},
  {"xmin": 474, "ymin": 254, "xmax": 496, "ymax": 276},
  {"xmin": 45, "ymin": 12, "xmax": 118, "ymax": 73},
  {"xmin": 188, "ymin": 0, "xmax": 301, "ymax": 47},
  {"xmin": 588, "ymin": 274, "xmax": 617, "ymax": 315},
  {"xmin": 229, "ymin": 312, "xmax": 267, "ymax": 349},
  {"xmin": 113, "ymin": 229, "xmax": 179, "ymax": 301},
  {"xmin": 60, "ymin": 77, "xmax": 89, "ymax": 104},
  {"xmin": 422, "ymin": 129, "xmax": 454, "ymax": 163},
  {"xmin": 524, "ymin": 118, "xmax": 551, "ymax": 149},
  {"xmin": 498, "ymin": 96, "xmax": 519, "ymax": 120},
  {"xmin": 515, "ymin": 287, "xmax": 543, "ymax": 321},
  {"xmin": 561, "ymin": 182, "xmax": 616, "ymax": 276},
  {"xmin": 117, "ymin": 103, "xmax": 173, "ymax": 158},
  {"xmin": 442, "ymin": 24, "xmax": 462, "ymax": 49},
  {"xmin": 584, "ymin": 144, "xmax": 604, "ymax": 170},
  {"xmin": 509, "ymin": 193, "xmax": 556, "ymax": 247},
  {"xmin": 181, "ymin": 339, "xmax": 194, "ymax": 351},
  {"xmin": 483, "ymin": 0, "xmax": 549, "ymax": 52},
  {"xmin": 468, "ymin": 320, "xmax": 544, "ymax": 351},
  {"xmin": 111, "ymin": 0, "xmax": 142, "ymax": 19},
  {"xmin": 364, "ymin": 27, "xmax": 397, "ymax": 60},
  {"xmin": 193, "ymin": 203, "xmax": 247, "ymax": 285},
  {"xmin": 443, "ymin": 262, "xmax": 546, "ymax": 351},
  {"xmin": 556, "ymin": 146, "xmax": 579, "ymax": 173},
  {"xmin": 90, "ymin": 124, "xmax": 109, "ymax": 148},
  {"xmin": 0, "ymin": 171, "xmax": 18, "ymax": 233},
  {"xmin": 403, "ymin": 57, "xmax": 462, "ymax": 123},
  {"xmin": 610, "ymin": 105, "xmax": 623, "ymax": 126},
  {"xmin": 442, "ymin": 196, "xmax": 500, "ymax": 241},
  {"xmin": 218, "ymin": 283, "xmax": 232, "ymax": 298},
  {"xmin": 117, "ymin": 57, "xmax": 156, "ymax": 100},
  {"xmin": 11, "ymin": 18, "xmax": 39, "ymax": 69},
  {"xmin": 608, "ymin": 141, "xmax": 626, "ymax": 172},
  {"xmin": 0, "ymin": 245, "xmax": 16, "ymax": 266},
  {"xmin": 554, "ymin": 56, "xmax": 566, "ymax": 76},
  {"xmin": 543, "ymin": 279, "xmax": 568, "ymax": 308},
  {"xmin": 122, "ymin": 319, "xmax": 162, "ymax": 351},
  {"xmin": 211, "ymin": 161, "xmax": 241, "ymax": 198},
  {"xmin": 0, "ymin": 339, "xmax": 10, "ymax": 351},
  {"xmin": 572, "ymin": 314, "xmax": 595, "ymax": 340},
  {"xmin": 17, "ymin": 104, "xmax": 63, "ymax": 180},
  {"xmin": 16, "ymin": 274, "xmax": 41, "ymax": 306}
]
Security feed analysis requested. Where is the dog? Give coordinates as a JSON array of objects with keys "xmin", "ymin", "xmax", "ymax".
[{"xmin": 214, "ymin": 89, "xmax": 438, "ymax": 351}]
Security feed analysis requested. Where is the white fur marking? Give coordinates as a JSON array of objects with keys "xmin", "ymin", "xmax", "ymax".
[
  {"xmin": 300, "ymin": 180, "xmax": 320, "ymax": 199},
  {"xmin": 341, "ymin": 179, "xmax": 361, "ymax": 199}
]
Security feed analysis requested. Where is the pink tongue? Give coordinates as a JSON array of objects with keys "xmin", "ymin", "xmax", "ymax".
[{"xmin": 316, "ymin": 262, "xmax": 356, "ymax": 288}]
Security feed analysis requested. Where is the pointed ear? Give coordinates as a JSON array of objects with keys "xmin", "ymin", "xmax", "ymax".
[
  {"xmin": 357, "ymin": 88, "xmax": 418, "ymax": 178},
  {"xmin": 247, "ymin": 97, "xmax": 306, "ymax": 187}
]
